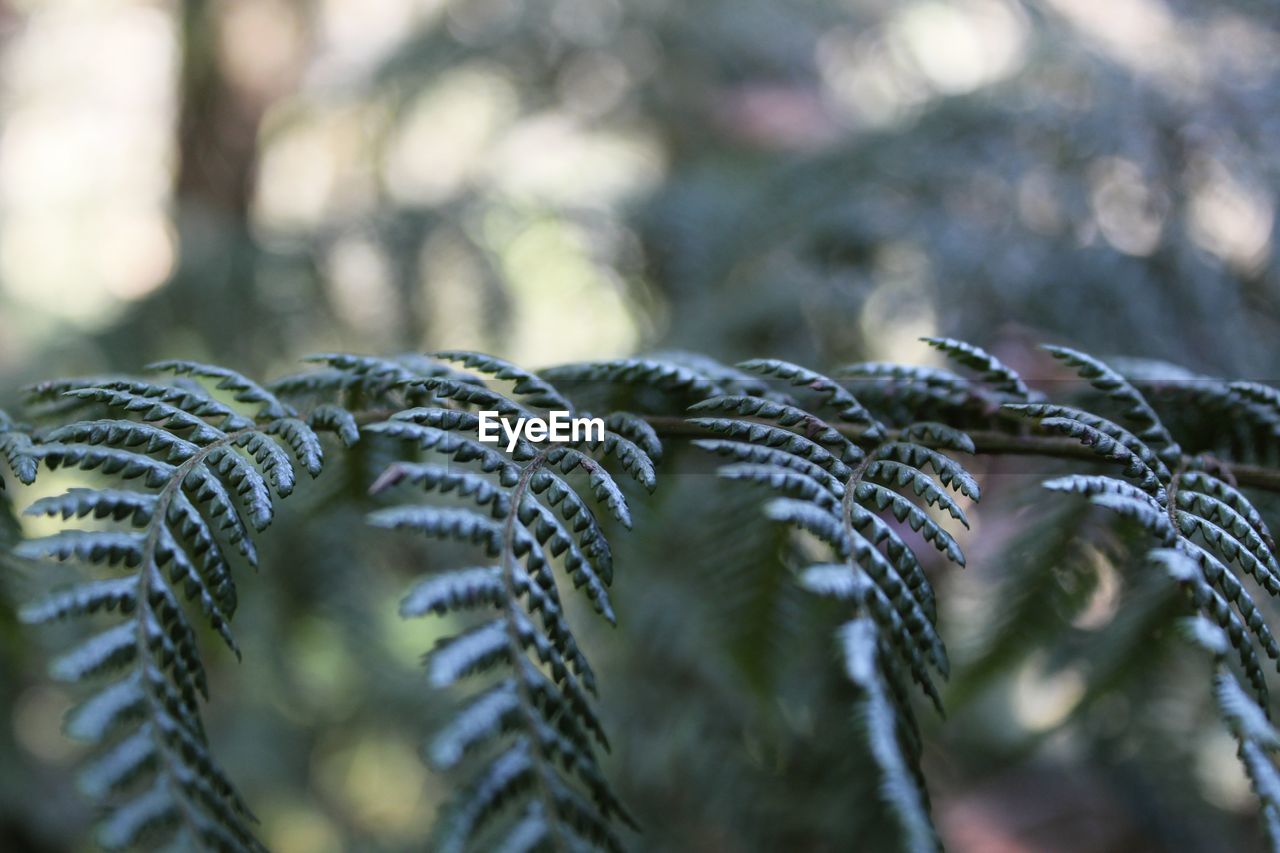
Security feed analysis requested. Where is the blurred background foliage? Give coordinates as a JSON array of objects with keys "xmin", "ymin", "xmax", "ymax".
[{"xmin": 2, "ymin": 0, "xmax": 1280, "ymax": 850}]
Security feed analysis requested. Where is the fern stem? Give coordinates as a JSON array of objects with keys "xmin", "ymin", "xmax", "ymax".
[
  {"xmin": 639, "ymin": 417, "xmax": 1280, "ymax": 493},
  {"xmin": 499, "ymin": 450, "xmax": 568, "ymax": 851},
  {"xmin": 841, "ymin": 451, "xmax": 876, "ymax": 609},
  {"xmin": 344, "ymin": 406, "xmax": 1280, "ymax": 492},
  {"xmin": 1166, "ymin": 459, "xmax": 1186, "ymax": 528},
  {"xmin": 344, "ymin": 408, "xmax": 1280, "ymax": 491},
  {"xmin": 133, "ymin": 426, "xmax": 257, "ymax": 850}
]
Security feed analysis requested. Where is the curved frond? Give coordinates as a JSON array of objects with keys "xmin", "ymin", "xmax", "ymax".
[
  {"xmin": 0, "ymin": 409, "xmax": 38, "ymax": 487},
  {"xmin": 1042, "ymin": 344, "xmax": 1181, "ymax": 466},
  {"xmin": 358, "ymin": 356, "xmax": 656, "ymax": 852},
  {"xmin": 18, "ymin": 365, "xmax": 328, "ymax": 851},
  {"xmin": 540, "ymin": 358, "xmax": 726, "ymax": 402},
  {"xmin": 921, "ymin": 337, "xmax": 1031, "ymax": 400},
  {"xmin": 1021, "ymin": 348, "xmax": 1280, "ymax": 840},
  {"xmin": 695, "ymin": 354, "xmax": 981, "ymax": 850}
]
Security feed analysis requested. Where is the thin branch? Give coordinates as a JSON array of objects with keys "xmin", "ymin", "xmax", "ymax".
[
  {"xmin": 639, "ymin": 417, "xmax": 1280, "ymax": 494},
  {"xmin": 346, "ymin": 407, "xmax": 1280, "ymax": 494}
]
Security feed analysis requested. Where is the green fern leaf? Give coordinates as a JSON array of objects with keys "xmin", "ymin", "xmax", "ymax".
[
  {"xmin": 840, "ymin": 618, "xmax": 939, "ymax": 853},
  {"xmin": 696, "ymin": 353, "xmax": 981, "ymax": 849},
  {"xmin": 354, "ymin": 355, "xmax": 652, "ymax": 851},
  {"xmin": 1043, "ymin": 344, "xmax": 1181, "ymax": 465},
  {"xmin": 921, "ymin": 336, "xmax": 1031, "ymax": 400},
  {"xmin": 1027, "ymin": 349, "xmax": 1280, "ymax": 842},
  {"xmin": 0, "ymin": 409, "xmax": 38, "ymax": 486},
  {"xmin": 18, "ymin": 364, "xmax": 327, "ymax": 852}
]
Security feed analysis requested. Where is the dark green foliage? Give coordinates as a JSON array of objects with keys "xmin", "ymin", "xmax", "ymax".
[
  {"xmin": 0, "ymin": 410, "xmax": 37, "ymax": 489},
  {"xmin": 541, "ymin": 359, "xmax": 727, "ymax": 403},
  {"xmin": 7, "ymin": 0, "xmax": 1280, "ymax": 846},
  {"xmin": 920, "ymin": 338, "xmax": 1031, "ymax": 401},
  {"xmin": 14, "ymin": 363, "xmax": 326, "ymax": 852},
  {"xmin": 693, "ymin": 349, "xmax": 987, "ymax": 852},
  {"xmin": 1007, "ymin": 347, "xmax": 1280, "ymax": 851},
  {"xmin": 268, "ymin": 353, "xmax": 466, "ymax": 411},
  {"xmin": 690, "ymin": 338, "xmax": 1280, "ymax": 851},
  {"xmin": 8, "ymin": 342, "xmax": 1280, "ymax": 852},
  {"xmin": 837, "ymin": 340, "xmax": 1037, "ymax": 430},
  {"xmin": 331, "ymin": 352, "xmax": 658, "ymax": 852}
]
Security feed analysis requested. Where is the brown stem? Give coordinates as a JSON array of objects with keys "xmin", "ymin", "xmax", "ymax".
[
  {"xmin": 134, "ymin": 427, "xmax": 257, "ymax": 848},
  {"xmin": 343, "ymin": 407, "xmax": 1280, "ymax": 494},
  {"xmin": 499, "ymin": 451, "xmax": 567, "ymax": 850},
  {"xmin": 639, "ymin": 416, "xmax": 1280, "ymax": 494}
]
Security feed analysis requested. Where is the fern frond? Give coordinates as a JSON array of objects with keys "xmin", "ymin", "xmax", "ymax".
[
  {"xmin": 602, "ymin": 412, "xmax": 663, "ymax": 462},
  {"xmin": 738, "ymin": 359, "xmax": 883, "ymax": 438},
  {"xmin": 18, "ymin": 365, "xmax": 327, "ymax": 851},
  {"xmin": 0, "ymin": 409, "xmax": 38, "ymax": 487},
  {"xmin": 431, "ymin": 351, "xmax": 573, "ymax": 411},
  {"xmin": 1019, "ymin": 347, "xmax": 1280, "ymax": 841},
  {"xmin": 1042, "ymin": 344, "xmax": 1181, "ymax": 466},
  {"xmin": 920, "ymin": 337, "xmax": 1031, "ymax": 400},
  {"xmin": 836, "ymin": 337, "xmax": 1036, "ymax": 427},
  {"xmin": 15, "ymin": 337, "xmax": 1280, "ymax": 851},
  {"xmin": 840, "ymin": 619, "xmax": 939, "ymax": 853},
  {"xmin": 1116, "ymin": 363, "xmax": 1280, "ymax": 467},
  {"xmin": 643, "ymin": 350, "xmax": 778, "ymax": 395},
  {"xmin": 148, "ymin": 361, "xmax": 292, "ymax": 419},
  {"xmin": 1173, "ymin": 599, "xmax": 1280, "ymax": 851},
  {"xmin": 304, "ymin": 402, "xmax": 361, "ymax": 447},
  {"xmin": 360, "ymin": 356, "xmax": 655, "ymax": 852},
  {"xmin": 540, "ymin": 358, "xmax": 726, "ymax": 401},
  {"xmin": 696, "ymin": 355, "xmax": 979, "ymax": 850},
  {"xmin": 836, "ymin": 362, "xmax": 976, "ymax": 416},
  {"xmin": 1004, "ymin": 402, "xmax": 1171, "ymax": 481},
  {"xmin": 50, "ymin": 382, "xmax": 253, "ymax": 437},
  {"xmin": 269, "ymin": 353, "xmax": 468, "ymax": 413}
]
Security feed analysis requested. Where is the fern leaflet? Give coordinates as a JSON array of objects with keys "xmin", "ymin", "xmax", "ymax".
[
  {"xmin": 17, "ymin": 363, "xmax": 326, "ymax": 851},
  {"xmin": 1013, "ymin": 346, "xmax": 1280, "ymax": 850},
  {"xmin": 338, "ymin": 351, "xmax": 657, "ymax": 852},
  {"xmin": 691, "ymin": 344, "xmax": 1019, "ymax": 851}
]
